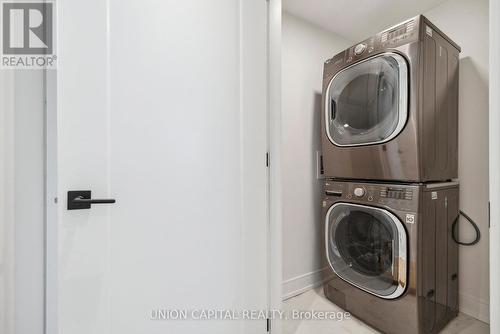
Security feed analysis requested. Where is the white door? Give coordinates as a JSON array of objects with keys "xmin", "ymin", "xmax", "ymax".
[{"xmin": 56, "ymin": 1, "xmax": 268, "ymax": 333}]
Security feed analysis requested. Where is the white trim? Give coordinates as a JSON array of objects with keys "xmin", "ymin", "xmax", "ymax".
[
  {"xmin": 489, "ymin": 0, "xmax": 500, "ymax": 332},
  {"xmin": 268, "ymin": 0, "xmax": 282, "ymax": 332},
  {"xmin": 324, "ymin": 52, "xmax": 408, "ymax": 147},
  {"xmin": 459, "ymin": 292, "xmax": 490, "ymax": 324},
  {"xmin": 239, "ymin": 1, "xmax": 269, "ymax": 333},
  {"xmin": 43, "ymin": 0, "xmax": 58, "ymax": 331},
  {"xmin": 44, "ymin": 67, "xmax": 58, "ymax": 334},
  {"xmin": 0, "ymin": 56, "xmax": 15, "ymax": 334},
  {"xmin": 325, "ymin": 202, "xmax": 407, "ymax": 299},
  {"xmin": 282, "ymin": 267, "xmax": 329, "ymax": 301}
]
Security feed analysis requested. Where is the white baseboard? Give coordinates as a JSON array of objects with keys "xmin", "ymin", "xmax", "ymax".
[
  {"xmin": 282, "ymin": 267, "xmax": 328, "ymax": 301},
  {"xmin": 459, "ymin": 292, "xmax": 490, "ymax": 324}
]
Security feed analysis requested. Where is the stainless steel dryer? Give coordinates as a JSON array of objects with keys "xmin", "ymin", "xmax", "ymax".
[
  {"xmin": 321, "ymin": 15, "xmax": 460, "ymax": 182},
  {"xmin": 322, "ymin": 180, "xmax": 459, "ymax": 334}
]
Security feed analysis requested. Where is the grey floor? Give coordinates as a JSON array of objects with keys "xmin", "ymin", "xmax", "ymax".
[{"xmin": 282, "ymin": 288, "xmax": 489, "ymax": 334}]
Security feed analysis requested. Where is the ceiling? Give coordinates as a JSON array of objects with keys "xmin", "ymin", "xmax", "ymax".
[{"xmin": 283, "ymin": 0, "xmax": 448, "ymax": 42}]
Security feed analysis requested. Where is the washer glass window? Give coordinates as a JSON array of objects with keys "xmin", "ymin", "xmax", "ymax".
[
  {"xmin": 325, "ymin": 53, "xmax": 408, "ymax": 146},
  {"xmin": 326, "ymin": 203, "xmax": 407, "ymax": 299}
]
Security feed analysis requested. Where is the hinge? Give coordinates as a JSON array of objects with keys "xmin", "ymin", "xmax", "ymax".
[
  {"xmin": 266, "ymin": 152, "xmax": 270, "ymax": 167},
  {"xmin": 488, "ymin": 201, "xmax": 491, "ymax": 228},
  {"xmin": 266, "ymin": 318, "xmax": 271, "ymax": 332}
]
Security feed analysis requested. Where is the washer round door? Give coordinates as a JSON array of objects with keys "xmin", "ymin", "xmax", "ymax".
[
  {"xmin": 325, "ymin": 203, "xmax": 407, "ymax": 299},
  {"xmin": 325, "ymin": 52, "xmax": 408, "ymax": 147}
]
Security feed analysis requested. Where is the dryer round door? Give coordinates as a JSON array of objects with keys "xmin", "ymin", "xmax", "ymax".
[
  {"xmin": 325, "ymin": 52, "xmax": 408, "ymax": 147},
  {"xmin": 325, "ymin": 203, "xmax": 407, "ymax": 299}
]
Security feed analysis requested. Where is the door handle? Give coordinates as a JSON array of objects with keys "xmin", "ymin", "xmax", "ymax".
[
  {"xmin": 325, "ymin": 190, "xmax": 342, "ymax": 197},
  {"xmin": 330, "ymin": 99, "xmax": 337, "ymax": 121},
  {"xmin": 67, "ymin": 190, "xmax": 116, "ymax": 210}
]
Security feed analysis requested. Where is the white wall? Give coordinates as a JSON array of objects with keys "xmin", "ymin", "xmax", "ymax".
[
  {"xmin": 0, "ymin": 70, "xmax": 46, "ymax": 334},
  {"xmin": 425, "ymin": 0, "xmax": 490, "ymax": 323},
  {"xmin": 281, "ymin": 13, "xmax": 351, "ymax": 299}
]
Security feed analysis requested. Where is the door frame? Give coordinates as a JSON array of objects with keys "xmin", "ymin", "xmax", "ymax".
[
  {"xmin": 489, "ymin": 0, "xmax": 500, "ymax": 331},
  {"xmin": 267, "ymin": 0, "xmax": 282, "ymax": 331},
  {"xmin": 43, "ymin": 69, "xmax": 58, "ymax": 334}
]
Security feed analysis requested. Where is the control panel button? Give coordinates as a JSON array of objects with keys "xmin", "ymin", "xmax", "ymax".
[
  {"xmin": 353, "ymin": 187, "xmax": 365, "ymax": 197},
  {"xmin": 354, "ymin": 43, "xmax": 367, "ymax": 55}
]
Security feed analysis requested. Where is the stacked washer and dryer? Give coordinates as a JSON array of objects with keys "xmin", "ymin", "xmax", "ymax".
[{"xmin": 320, "ymin": 16, "xmax": 461, "ymax": 334}]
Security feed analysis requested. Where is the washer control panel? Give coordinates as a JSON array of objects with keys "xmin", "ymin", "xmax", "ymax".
[
  {"xmin": 354, "ymin": 43, "xmax": 367, "ymax": 55},
  {"xmin": 353, "ymin": 187, "xmax": 365, "ymax": 197},
  {"xmin": 324, "ymin": 181, "xmax": 419, "ymax": 212},
  {"xmin": 380, "ymin": 187, "xmax": 413, "ymax": 200}
]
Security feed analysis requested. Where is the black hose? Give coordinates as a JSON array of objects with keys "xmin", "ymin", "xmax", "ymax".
[{"xmin": 452, "ymin": 210, "xmax": 481, "ymax": 246}]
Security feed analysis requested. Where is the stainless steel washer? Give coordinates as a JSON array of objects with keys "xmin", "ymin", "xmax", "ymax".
[{"xmin": 322, "ymin": 180, "xmax": 460, "ymax": 334}]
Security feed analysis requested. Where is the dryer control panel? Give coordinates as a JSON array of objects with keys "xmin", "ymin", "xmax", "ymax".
[
  {"xmin": 324, "ymin": 16, "xmax": 420, "ymax": 71},
  {"xmin": 380, "ymin": 19, "xmax": 417, "ymax": 47},
  {"xmin": 344, "ymin": 18, "xmax": 418, "ymax": 64}
]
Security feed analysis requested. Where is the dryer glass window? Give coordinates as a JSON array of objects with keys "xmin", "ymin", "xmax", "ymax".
[
  {"xmin": 326, "ymin": 53, "xmax": 408, "ymax": 146},
  {"xmin": 326, "ymin": 203, "xmax": 407, "ymax": 299}
]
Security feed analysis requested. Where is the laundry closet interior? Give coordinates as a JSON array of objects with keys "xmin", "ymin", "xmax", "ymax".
[{"xmin": 279, "ymin": 0, "xmax": 489, "ymax": 333}]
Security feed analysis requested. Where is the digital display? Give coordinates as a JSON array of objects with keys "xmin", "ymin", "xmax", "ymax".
[
  {"xmin": 381, "ymin": 21, "xmax": 414, "ymax": 43},
  {"xmin": 380, "ymin": 187, "xmax": 412, "ymax": 200},
  {"xmin": 387, "ymin": 188, "xmax": 404, "ymax": 199},
  {"xmin": 387, "ymin": 27, "xmax": 406, "ymax": 40}
]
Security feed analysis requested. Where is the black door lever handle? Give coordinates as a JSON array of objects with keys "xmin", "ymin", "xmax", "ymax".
[
  {"xmin": 68, "ymin": 190, "xmax": 116, "ymax": 210},
  {"xmin": 73, "ymin": 196, "xmax": 116, "ymax": 204}
]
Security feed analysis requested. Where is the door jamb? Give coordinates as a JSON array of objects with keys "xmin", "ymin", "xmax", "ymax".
[
  {"xmin": 489, "ymin": 0, "xmax": 499, "ymax": 332},
  {"xmin": 44, "ymin": 68, "xmax": 58, "ymax": 334},
  {"xmin": 267, "ymin": 0, "xmax": 282, "ymax": 333}
]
